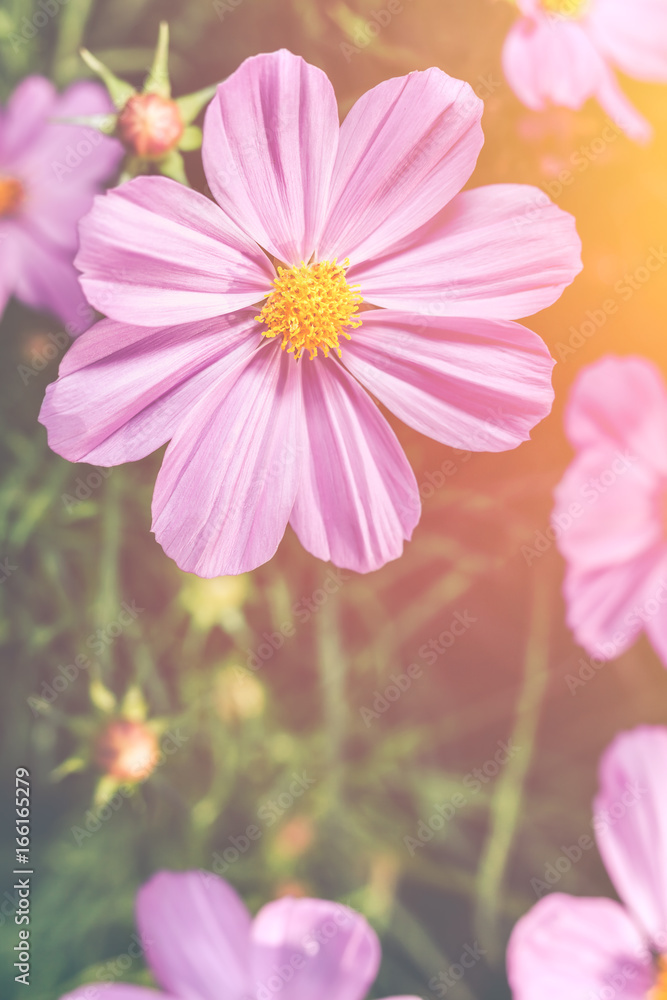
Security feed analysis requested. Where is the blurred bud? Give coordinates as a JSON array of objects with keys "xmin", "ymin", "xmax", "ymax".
[
  {"xmin": 118, "ymin": 93, "xmax": 184, "ymax": 159},
  {"xmin": 180, "ymin": 574, "xmax": 250, "ymax": 631},
  {"xmin": 214, "ymin": 665, "xmax": 265, "ymax": 723},
  {"xmin": 0, "ymin": 176, "xmax": 24, "ymax": 217},
  {"xmin": 273, "ymin": 879, "xmax": 311, "ymax": 899},
  {"xmin": 95, "ymin": 719, "xmax": 159, "ymax": 782},
  {"xmin": 273, "ymin": 816, "xmax": 315, "ymax": 860},
  {"xmin": 362, "ymin": 851, "xmax": 400, "ymax": 920}
]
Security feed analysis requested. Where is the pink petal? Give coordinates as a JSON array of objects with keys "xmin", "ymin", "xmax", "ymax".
[
  {"xmin": 0, "ymin": 76, "xmax": 57, "ymax": 163},
  {"xmin": 76, "ymin": 176, "xmax": 274, "ymax": 326},
  {"xmin": 507, "ymin": 893, "xmax": 653, "ymax": 1000},
  {"xmin": 594, "ymin": 726, "xmax": 667, "ymax": 946},
  {"xmin": 350, "ymin": 185, "xmax": 581, "ymax": 320},
  {"xmin": 587, "ymin": 0, "xmax": 667, "ymax": 82},
  {"xmin": 289, "ymin": 358, "xmax": 420, "ymax": 573},
  {"xmin": 152, "ymin": 346, "xmax": 303, "ymax": 576},
  {"xmin": 136, "ymin": 870, "xmax": 252, "ymax": 1000},
  {"xmin": 60, "ymin": 990, "xmax": 171, "ymax": 1000},
  {"xmin": 593, "ymin": 71, "xmax": 653, "ymax": 144},
  {"xmin": 251, "ymin": 897, "xmax": 380, "ymax": 1000},
  {"xmin": 202, "ymin": 50, "xmax": 339, "ymax": 265},
  {"xmin": 555, "ymin": 444, "xmax": 667, "ymax": 658},
  {"xmin": 39, "ymin": 311, "xmax": 261, "ymax": 466},
  {"xmin": 316, "ymin": 69, "xmax": 484, "ymax": 266},
  {"xmin": 0, "ymin": 222, "xmax": 20, "ymax": 318},
  {"xmin": 341, "ymin": 311, "xmax": 554, "ymax": 451},
  {"xmin": 644, "ymin": 608, "xmax": 667, "ymax": 669},
  {"xmin": 564, "ymin": 356, "xmax": 667, "ymax": 476},
  {"xmin": 11, "ymin": 224, "xmax": 94, "ymax": 335},
  {"xmin": 502, "ymin": 16, "xmax": 612, "ymax": 110}
]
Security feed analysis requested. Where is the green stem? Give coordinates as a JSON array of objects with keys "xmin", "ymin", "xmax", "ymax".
[
  {"xmin": 316, "ymin": 593, "xmax": 347, "ymax": 809},
  {"xmin": 473, "ymin": 572, "xmax": 551, "ymax": 962}
]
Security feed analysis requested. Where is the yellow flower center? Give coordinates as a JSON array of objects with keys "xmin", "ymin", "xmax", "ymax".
[
  {"xmin": 541, "ymin": 0, "xmax": 589, "ymax": 18},
  {"xmin": 256, "ymin": 260, "xmax": 363, "ymax": 360},
  {"xmin": 0, "ymin": 176, "xmax": 24, "ymax": 217},
  {"xmin": 650, "ymin": 956, "xmax": 667, "ymax": 1000}
]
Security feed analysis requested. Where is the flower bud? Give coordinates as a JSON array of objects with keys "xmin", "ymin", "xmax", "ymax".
[
  {"xmin": 117, "ymin": 93, "xmax": 183, "ymax": 159},
  {"xmin": 95, "ymin": 719, "xmax": 159, "ymax": 782}
]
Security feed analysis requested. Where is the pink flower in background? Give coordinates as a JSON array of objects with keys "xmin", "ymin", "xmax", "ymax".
[
  {"xmin": 0, "ymin": 77, "xmax": 122, "ymax": 333},
  {"xmin": 508, "ymin": 725, "xmax": 667, "ymax": 1000},
  {"xmin": 502, "ymin": 0, "xmax": 667, "ymax": 143},
  {"xmin": 40, "ymin": 50, "xmax": 582, "ymax": 576},
  {"xmin": 553, "ymin": 356, "xmax": 667, "ymax": 666},
  {"xmin": 61, "ymin": 869, "xmax": 420, "ymax": 1000}
]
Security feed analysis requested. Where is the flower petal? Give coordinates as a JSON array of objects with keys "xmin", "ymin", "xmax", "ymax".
[
  {"xmin": 76, "ymin": 176, "xmax": 274, "ymax": 326},
  {"xmin": 289, "ymin": 358, "xmax": 420, "ymax": 573},
  {"xmin": 554, "ymin": 446, "xmax": 667, "ymax": 657},
  {"xmin": 152, "ymin": 346, "xmax": 303, "ymax": 576},
  {"xmin": 350, "ymin": 185, "xmax": 581, "ymax": 320},
  {"xmin": 11, "ymin": 224, "xmax": 94, "ymax": 335},
  {"xmin": 135, "ymin": 870, "xmax": 252, "ymax": 1000},
  {"xmin": 564, "ymin": 356, "xmax": 667, "ymax": 476},
  {"xmin": 251, "ymin": 897, "xmax": 380, "ymax": 1000},
  {"xmin": 588, "ymin": 0, "xmax": 667, "ymax": 82},
  {"xmin": 341, "ymin": 311, "xmax": 554, "ymax": 451},
  {"xmin": 507, "ymin": 893, "xmax": 653, "ymax": 1000},
  {"xmin": 0, "ymin": 76, "xmax": 57, "ymax": 163},
  {"xmin": 316, "ymin": 68, "xmax": 483, "ymax": 265},
  {"xmin": 502, "ymin": 16, "xmax": 612, "ymax": 110},
  {"xmin": 39, "ymin": 311, "xmax": 261, "ymax": 466},
  {"xmin": 594, "ymin": 726, "xmax": 667, "ymax": 946},
  {"xmin": 202, "ymin": 50, "xmax": 340, "ymax": 265}
]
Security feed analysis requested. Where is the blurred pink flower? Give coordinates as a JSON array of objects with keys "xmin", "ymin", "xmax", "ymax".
[
  {"xmin": 40, "ymin": 50, "xmax": 582, "ymax": 576},
  {"xmin": 553, "ymin": 355, "xmax": 667, "ymax": 665},
  {"xmin": 0, "ymin": 76, "xmax": 122, "ymax": 333},
  {"xmin": 502, "ymin": 0, "xmax": 667, "ymax": 143},
  {"xmin": 508, "ymin": 725, "xmax": 667, "ymax": 999},
  {"xmin": 60, "ymin": 869, "xmax": 420, "ymax": 1000}
]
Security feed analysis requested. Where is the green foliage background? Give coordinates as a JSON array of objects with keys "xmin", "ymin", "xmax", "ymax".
[{"xmin": 1, "ymin": 0, "xmax": 667, "ymax": 997}]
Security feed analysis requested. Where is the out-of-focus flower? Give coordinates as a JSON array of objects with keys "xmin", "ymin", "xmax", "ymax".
[
  {"xmin": 502, "ymin": 0, "xmax": 667, "ymax": 143},
  {"xmin": 180, "ymin": 574, "xmax": 250, "ymax": 632},
  {"xmin": 553, "ymin": 356, "xmax": 667, "ymax": 666},
  {"xmin": 508, "ymin": 725, "xmax": 667, "ymax": 998},
  {"xmin": 95, "ymin": 718, "xmax": 159, "ymax": 782},
  {"xmin": 41, "ymin": 50, "xmax": 582, "ymax": 577},
  {"xmin": 59, "ymin": 870, "xmax": 420, "ymax": 1000},
  {"xmin": 76, "ymin": 22, "xmax": 216, "ymax": 184},
  {"xmin": 213, "ymin": 664, "xmax": 266, "ymax": 722},
  {"xmin": 273, "ymin": 816, "xmax": 315, "ymax": 859},
  {"xmin": 0, "ymin": 77, "xmax": 121, "ymax": 333}
]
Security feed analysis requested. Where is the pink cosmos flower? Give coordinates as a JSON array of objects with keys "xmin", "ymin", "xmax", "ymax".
[
  {"xmin": 553, "ymin": 355, "xmax": 667, "ymax": 666},
  {"xmin": 60, "ymin": 869, "xmax": 420, "ymax": 1000},
  {"xmin": 0, "ymin": 76, "xmax": 122, "ymax": 333},
  {"xmin": 502, "ymin": 0, "xmax": 667, "ymax": 143},
  {"xmin": 40, "ymin": 50, "xmax": 582, "ymax": 576},
  {"xmin": 507, "ymin": 725, "xmax": 667, "ymax": 999}
]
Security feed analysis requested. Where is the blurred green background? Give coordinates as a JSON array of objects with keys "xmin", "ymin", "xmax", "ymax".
[{"xmin": 2, "ymin": 0, "xmax": 667, "ymax": 997}]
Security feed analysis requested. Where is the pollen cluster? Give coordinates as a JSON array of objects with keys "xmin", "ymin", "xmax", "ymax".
[
  {"xmin": 542, "ymin": 0, "xmax": 589, "ymax": 18},
  {"xmin": 256, "ymin": 260, "xmax": 363, "ymax": 360},
  {"xmin": 0, "ymin": 176, "xmax": 25, "ymax": 217}
]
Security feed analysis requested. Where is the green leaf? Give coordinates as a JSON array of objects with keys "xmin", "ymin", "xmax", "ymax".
[
  {"xmin": 176, "ymin": 83, "xmax": 218, "ymax": 125},
  {"xmin": 80, "ymin": 48, "xmax": 136, "ymax": 110},
  {"xmin": 144, "ymin": 21, "xmax": 171, "ymax": 97},
  {"xmin": 178, "ymin": 124, "xmax": 203, "ymax": 152}
]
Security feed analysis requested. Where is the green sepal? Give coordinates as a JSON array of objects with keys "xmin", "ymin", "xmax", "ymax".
[
  {"xmin": 176, "ymin": 83, "xmax": 218, "ymax": 125},
  {"xmin": 178, "ymin": 125, "xmax": 203, "ymax": 152},
  {"xmin": 158, "ymin": 149, "xmax": 189, "ymax": 185},
  {"xmin": 144, "ymin": 22, "xmax": 171, "ymax": 98},
  {"xmin": 52, "ymin": 113, "xmax": 118, "ymax": 135},
  {"xmin": 80, "ymin": 47, "xmax": 136, "ymax": 110}
]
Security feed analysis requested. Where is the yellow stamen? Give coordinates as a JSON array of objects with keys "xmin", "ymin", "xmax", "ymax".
[
  {"xmin": 542, "ymin": 0, "xmax": 589, "ymax": 18},
  {"xmin": 650, "ymin": 956, "xmax": 667, "ymax": 1000},
  {"xmin": 256, "ymin": 259, "xmax": 363, "ymax": 361},
  {"xmin": 0, "ymin": 176, "xmax": 24, "ymax": 217}
]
